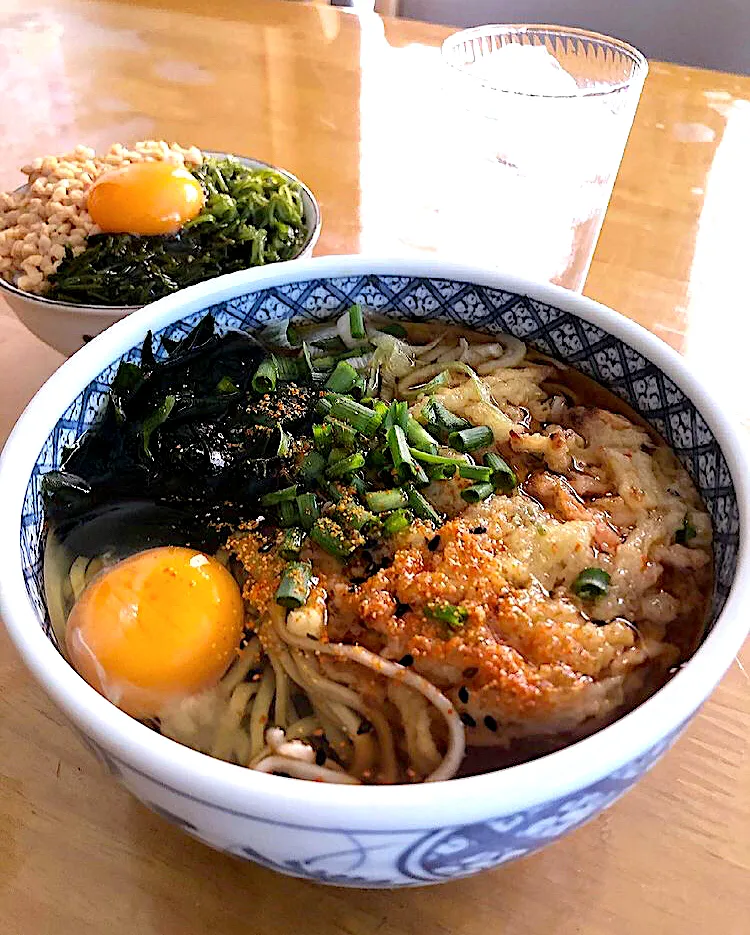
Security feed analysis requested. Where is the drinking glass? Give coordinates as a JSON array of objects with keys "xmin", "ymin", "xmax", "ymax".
[{"xmin": 441, "ymin": 25, "xmax": 647, "ymax": 291}]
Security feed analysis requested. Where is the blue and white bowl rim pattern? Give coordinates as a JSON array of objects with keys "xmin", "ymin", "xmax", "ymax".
[{"xmin": 1, "ymin": 255, "xmax": 749, "ymax": 834}]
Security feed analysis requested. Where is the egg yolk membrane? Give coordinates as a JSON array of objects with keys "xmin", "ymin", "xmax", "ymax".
[
  {"xmin": 87, "ymin": 161, "xmax": 204, "ymax": 235},
  {"xmin": 65, "ymin": 546, "xmax": 244, "ymax": 718}
]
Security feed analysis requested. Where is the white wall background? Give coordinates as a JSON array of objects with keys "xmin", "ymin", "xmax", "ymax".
[{"xmin": 399, "ymin": 0, "xmax": 750, "ymax": 75}]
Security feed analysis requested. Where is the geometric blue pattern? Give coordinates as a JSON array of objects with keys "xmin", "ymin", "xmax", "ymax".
[{"xmin": 17, "ymin": 273, "xmax": 738, "ymax": 885}]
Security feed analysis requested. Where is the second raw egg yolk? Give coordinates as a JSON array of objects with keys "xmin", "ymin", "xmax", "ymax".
[
  {"xmin": 65, "ymin": 546, "xmax": 244, "ymax": 718},
  {"xmin": 87, "ymin": 161, "xmax": 204, "ymax": 235}
]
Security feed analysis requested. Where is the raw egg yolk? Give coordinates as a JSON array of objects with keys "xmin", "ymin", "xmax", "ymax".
[
  {"xmin": 87, "ymin": 162, "xmax": 204, "ymax": 235},
  {"xmin": 65, "ymin": 546, "xmax": 244, "ymax": 718}
]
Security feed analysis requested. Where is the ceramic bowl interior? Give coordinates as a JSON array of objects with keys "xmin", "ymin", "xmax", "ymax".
[{"xmin": 3, "ymin": 261, "xmax": 746, "ymax": 886}]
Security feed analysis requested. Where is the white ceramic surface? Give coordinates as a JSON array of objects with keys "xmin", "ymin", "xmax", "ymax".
[{"xmin": 1, "ymin": 256, "xmax": 748, "ymax": 887}]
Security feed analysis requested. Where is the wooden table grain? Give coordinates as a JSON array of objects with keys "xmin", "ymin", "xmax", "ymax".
[{"xmin": 0, "ymin": 1, "xmax": 748, "ymax": 933}]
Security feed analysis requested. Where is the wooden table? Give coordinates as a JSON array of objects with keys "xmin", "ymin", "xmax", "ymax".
[{"xmin": 1, "ymin": 1, "xmax": 748, "ymax": 932}]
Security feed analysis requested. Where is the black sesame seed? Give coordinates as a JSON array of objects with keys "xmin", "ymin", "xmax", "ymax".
[
  {"xmin": 471, "ymin": 525, "xmax": 487, "ymax": 535},
  {"xmin": 427, "ymin": 535, "xmax": 441, "ymax": 552},
  {"xmin": 460, "ymin": 712, "xmax": 477, "ymax": 728},
  {"xmin": 315, "ymin": 748, "xmax": 327, "ymax": 766},
  {"xmin": 395, "ymin": 602, "xmax": 411, "ymax": 617},
  {"xmin": 483, "ymin": 715, "xmax": 498, "ymax": 732},
  {"xmin": 398, "ymin": 654, "xmax": 414, "ymax": 667},
  {"xmin": 462, "ymin": 666, "xmax": 479, "ymax": 679},
  {"xmin": 458, "ymin": 685, "xmax": 469, "ymax": 704}
]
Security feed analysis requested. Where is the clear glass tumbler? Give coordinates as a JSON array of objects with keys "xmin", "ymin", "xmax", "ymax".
[{"xmin": 441, "ymin": 25, "xmax": 647, "ymax": 291}]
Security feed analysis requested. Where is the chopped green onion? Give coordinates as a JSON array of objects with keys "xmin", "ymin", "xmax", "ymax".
[
  {"xmin": 275, "ymin": 355, "xmax": 300, "ymax": 382},
  {"xmin": 385, "ymin": 401, "xmax": 409, "ymax": 431},
  {"xmin": 325, "ymin": 360, "xmax": 359, "ymax": 393},
  {"xmin": 301, "ymin": 450, "xmax": 326, "ymax": 481},
  {"xmin": 312, "ymin": 335, "xmax": 347, "ymax": 354},
  {"xmin": 387, "ymin": 425, "xmax": 417, "ymax": 480},
  {"xmin": 280, "ymin": 527, "xmax": 306, "ymax": 560},
  {"xmin": 216, "ymin": 376, "xmax": 238, "ymax": 394},
  {"xmin": 296, "ymin": 492, "xmax": 320, "ymax": 531},
  {"xmin": 327, "ymin": 446, "xmax": 349, "ymax": 465},
  {"xmin": 315, "ymin": 396, "xmax": 332, "ymax": 417},
  {"xmin": 459, "ymin": 464, "xmax": 493, "ymax": 482},
  {"xmin": 383, "ymin": 508, "xmax": 413, "ymax": 535},
  {"xmin": 300, "ymin": 342, "xmax": 315, "ymax": 383},
  {"xmin": 425, "ymin": 601, "xmax": 468, "ymax": 630},
  {"xmin": 348, "ymin": 304, "xmax": 366, "ymax": 340},
  {"xmin": 448, "ymin": 425, "xmax": 494, "ymax": 453},
  {"xmin": 326, "ymin": 451, "xmax": 366, "ymax": 479},
  {"xmin": 366, "ymin": 446, "xmax": 390, "ymax": 471},
  {"xmin": 278, "ymin": 500, "xmax": 299, "ymax": 527},
  {"xmin": 365, "ymin": 488, "xmax": 409, "ymax": 513},
  {"xmin": 406, "ymin": 416, "xmax": 438, "ymax": 454},
  {"xmin": 310, "ymin": 519, "xmax": 357, "ymax": 558},
  {"xmin": 313, "ymin": 422, "xmax": 333, "ymax": 452},
  {"xmin": 276, "ymin": 426, "xmax": 293, "ymax": 458},
  {"xmin": 412, "ymin": 463, "xmax": 429, "ymax": 485},
  {"xmin": 461, "ymin": 482, "xmax": 494, "ymax": 503},
  {"xmin": 422, "ymin": 398, "xmax": 470, "ymax": 438},
  {"xmin": 331, "ymin": 418, "xmax": 358, "ymax": 450},
  {"xmin": 571, "ymin": 567, "xmax": 611, "ymax": 600},
  {"xmin": 426, "ymin": 462, "xmax": 457, "ymax": 481},
  {"xmin": 252, "ymin": 357, "xmax": 278, "ymax": 394},
  {"xmin": 324, "ymin": 481, "xmax": 344, "ymax": 503},
  {"xmin": 312, "ymin": 355, "xmax": 336, "ymax": 371},
  {"xmin": 261, "ymin": 485, "xmax": 298, "ymax": 506},
  {"xmin": 405, "ymin": 484, "xmax": 442, "ymax": 525},
  {"xmin": 484, "ymin": 452, "xmax": 518, "ymax": 493},
  {"xmin": 275, "ymin": 561, "xmax": 313, "ymax": 609},
  {"xmin": 330, "ymin": 396, "xmax": 383, "ymax": 437},
  {"xmin": 352, "ymin": 375, "xmax": 367, "ymax": 398},
  {"xmin": 378, "ymin": 322, "xmax": 407, "ymax": 339},
  {"xmin": 338, "ymin": 498, "xmax": 375, "ymax": 530},
  {"xmin": 286, "ymin": 323, "xmax": 302, "ymax": 347},
  {"xmin": 405, "ymin": 370, "xmax": 449, "ymax": 398},
  {"xmin": 409, "ymin": 448, "xmax": 464, "ymax": 468},
  {"xmin": 349, "ymin": 473, "xmax": 366, "ymax": 498},
  {"xmin": 676, "ymin": 515, "xmax": 697, "ymax": 545}
]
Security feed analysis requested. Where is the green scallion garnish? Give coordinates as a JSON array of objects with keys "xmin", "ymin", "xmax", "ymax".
[
  {"xmin": 325, "ymin": 360, "xmax": 359, "ymax": 394},
  {"xmin": 331, "ymin": 418, "xmax": 358, "ymax": 450},
  {"xmin": 484, "ymin": 452, "xmax": 518, "ymax": 493},
  {"xmin": 425, "ymin": 601, "xmax": 469, "ymax": 630},
  {"xmin": 261, "ymin": 485, "xmax": 298, "ymax": 506},
  {"xmin": 326, "ymin": 451, "xmax": 366, "ymax": 479},
  {"xmin": 310, "ymin": 518, "xmax": 357, "ymax": 558},
  {"xmin": 301, "ymin": 450, "xmax": 326, "ymax": 481},
  {"xmin": 296, "ymin": 492, "xmax": 320, "ymax": 531},
  {"xmin": 252, "ymin": 357, "xmax": 278, "ymax": 394},
  {"xmin": 330, "ymin": 395, "xmax": 383, "ymax": 437},
  {"xmin": 313, "ymin": 422, "xmax": 333, "ymax": 452},
  {"xmin": 216, "ymin": 376, "xmax": 238, "ymax": 394},
  {"xmin": 406, "ymin": 416, "xmax": 438, "ymax": 453},
  {"xmin": 388, "ymin": 425, "xmax": 417, "ymax": 480},
  {"xmin": 422, "ymin": 398, "xmax": 471, "ymax": 439},
  {"xmin": 405, "ymin": 484, "xmax": 442, "ymax": 525},
  {"xmin": 278, "ymin": 499, "xmax": 300, "ymax": 527},
  {"xmin": 448, "ymin": 425, "xmax": 494, "ymax": 453},
  {"xmin": 571, "ymin": 567, "xmax": 611, "ymax": 600},
  {"xmin": 378, "ymin": 322, "xmax": 407, "ymax": 339},
  {"xmin": 382, "ymin": 508, "xmax": 413, "ymax": 535},
  {"xmin": 275, "ymin": 561, "xmax": 313, "ymax": 609},
  {"xmin": 275, "ymin": 355, "xmax": 300, "ymax": 382},
  {"xmin": 348, "ymin": 304, "xmax": 366, "ymax": 340},
  {"xmin": 675, "ymin": 515, "xmax": 697, "ymax": 545},
  {"xmin": 365, "ymin": 488, "xmax": 409, "ymax": 513},
  {"xmin": 459, "ymin": 464, "xmax": 493, "ymax": 482},
  {"xmin": 461, "ymin": 482, "xmax": 494, "ymax": 503},
  {"xmin": 280, "ymin": 527, "xmax": 306, "ymax": 560}
]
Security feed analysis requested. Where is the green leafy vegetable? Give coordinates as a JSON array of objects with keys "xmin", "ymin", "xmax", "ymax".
[{"xmin": 47, "ymin": 157, "xmax": 308, "ymax": 306}]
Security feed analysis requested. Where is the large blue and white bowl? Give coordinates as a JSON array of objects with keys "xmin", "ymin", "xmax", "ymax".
[{"xmin": 1, "ymin": 256, "xmax": 748, "ymax": 887}]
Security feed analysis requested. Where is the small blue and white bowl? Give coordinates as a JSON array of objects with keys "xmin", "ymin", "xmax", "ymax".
[{"xmin": 1, "ymin": 256, "xmax": 748, "ymax": 888}]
